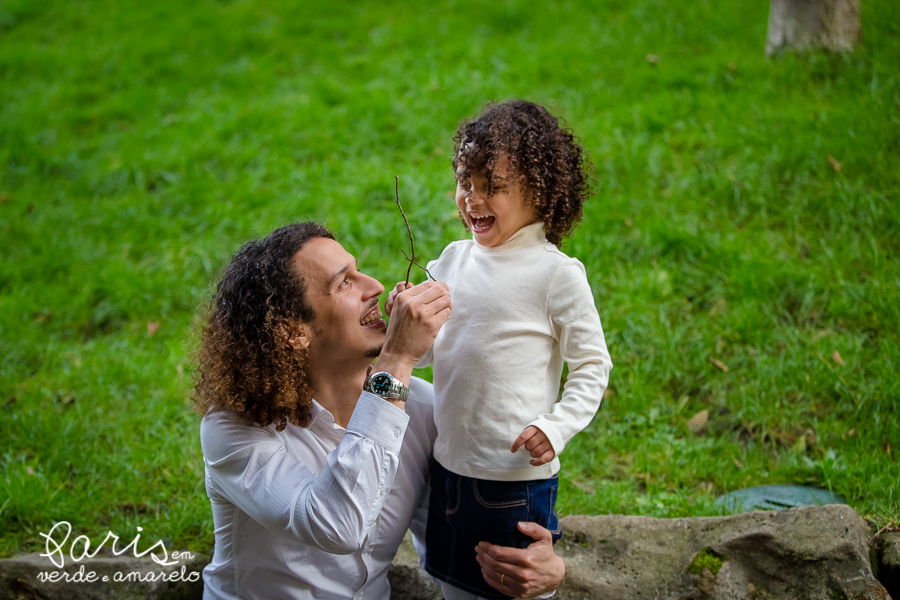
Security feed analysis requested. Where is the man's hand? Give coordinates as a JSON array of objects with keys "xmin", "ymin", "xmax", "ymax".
[
  {"xmin": 475, "ymin": 522, "xmax": 565, "ymax": 599},
  {"xmin": 385, "ymin": 281, "xmax": 412, "ymax": 316},
  {"xmin": 511, "ymin": 426, "xmax": 556, "ymax": 467},
  {"xmin": 377, "ymin": 280, "xmax": 450, "ymax": 383}
]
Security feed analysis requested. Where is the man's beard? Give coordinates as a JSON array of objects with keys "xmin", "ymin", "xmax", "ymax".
[{"xmin": 365, "ymin": 344, "xmax": 383, "ymax": 359}]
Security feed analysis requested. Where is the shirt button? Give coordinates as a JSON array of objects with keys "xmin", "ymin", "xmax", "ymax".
[{"xmin": 392, "ymin": 427, "xmax": 401, "ymax": 438}]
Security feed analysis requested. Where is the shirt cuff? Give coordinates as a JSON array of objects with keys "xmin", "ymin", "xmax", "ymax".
[
  {"xmin": 347, "ymin": 391, "xmax": 410, "ymax": 454},
  {"xmin": 527, "ymin": 418, "xmax": 566, "ymax": 459}
]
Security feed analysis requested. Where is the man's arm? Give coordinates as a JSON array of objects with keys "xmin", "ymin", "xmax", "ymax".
[{"xmin": 201, "ymin": 392, "xmax": 409, "ymax": 555}]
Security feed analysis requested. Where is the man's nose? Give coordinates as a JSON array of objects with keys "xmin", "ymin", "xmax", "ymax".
[{"xmin": 364, "ymin": 274, "xmax": 385, "ymax": 298}]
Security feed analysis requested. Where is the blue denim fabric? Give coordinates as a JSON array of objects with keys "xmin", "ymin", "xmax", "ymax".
[{"xmin": 424, "ymin": 460, "xmax": 562, "ymax": 600}]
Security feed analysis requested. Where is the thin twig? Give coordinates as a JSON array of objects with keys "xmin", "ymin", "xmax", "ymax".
[
  {"xmin": 395, "ymin": 175, "xmax": 415, "ymax": 286},
  {"xmin": 867, "ymin": 519, "xmax": 897, "ymax": 546},
  {"xmin": 400, "ymin": 249, "xmax": 435, "ymax": 281}
]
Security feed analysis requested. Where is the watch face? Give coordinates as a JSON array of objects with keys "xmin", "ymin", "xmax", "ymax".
[{"xmin": 370, "ymin": 374, "xmax": 394, "ymax": 395}]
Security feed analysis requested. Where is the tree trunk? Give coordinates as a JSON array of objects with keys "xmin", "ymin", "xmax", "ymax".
[{"xmin": 766, "ymin": 0, "xmax": 861, "ymax": 55}]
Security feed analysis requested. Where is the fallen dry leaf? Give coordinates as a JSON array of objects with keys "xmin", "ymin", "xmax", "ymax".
[
  {"xmin": 827, "ymin": 155, "xmax": 841, "ymax": 172},
  {"xmin": 147, "ymin": 321, "xmax": 160, "ymax": 337},
  {"xmin": 847, "ymin": 428, "xmax": 856, "ymax": 437},
  {"xmin": 688, "ymin": 409, "xmax": 709, "ymax": 433},
  {"xmin": 646, "ymin": 53, "xmax": 659, "ymax": 64},
  {"xmin": 625, "ymin": 218, "xmax": 633, "ymax": 227},
  {"xmin": 832, "ymin": 350, "xmax": 845, "ymax": 367},
  {"xmin": 733, "ymin": 458, "xmax": 744, "ymax": 469},
  {"xmin": 571, "ymin": 479, "xmax": 595, "ymax": 494},
  {"xmin": 26, "ymin": 467, "xmax": 34, "ymax": 475},
  {"xmin": 709, "ymin": 356, "xmax": 729, "ymax": 372}
]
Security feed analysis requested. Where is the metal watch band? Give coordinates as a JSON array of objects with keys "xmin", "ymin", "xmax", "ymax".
[{"xmin": 364, "ymin": 371, "xmax": 410, "ymax": 402}]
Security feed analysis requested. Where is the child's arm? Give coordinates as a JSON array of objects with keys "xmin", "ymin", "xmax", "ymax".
[{"xmin": 518, "ymin": 259, "xmax": 613, "ymax": 462}]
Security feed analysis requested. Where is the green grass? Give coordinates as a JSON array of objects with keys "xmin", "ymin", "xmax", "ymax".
[{"xmin": 1, "ymin": 0, "xmax": 898, "ymax": 557}]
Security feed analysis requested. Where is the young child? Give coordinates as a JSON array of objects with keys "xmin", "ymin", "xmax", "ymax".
[{"xmin": 386, "ymin": 100, "xmax": 612, "ymax": 600}]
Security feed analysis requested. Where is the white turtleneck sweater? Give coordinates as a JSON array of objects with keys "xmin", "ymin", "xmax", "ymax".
[{"xmin": 418, "ymin": 221, "xmax": 612, "ymax": 481}]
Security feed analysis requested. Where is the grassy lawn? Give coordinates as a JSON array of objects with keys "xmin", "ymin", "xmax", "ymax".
[{"xmin": 1, "ymin": 0, "xmax": 898, "ymax": 557}]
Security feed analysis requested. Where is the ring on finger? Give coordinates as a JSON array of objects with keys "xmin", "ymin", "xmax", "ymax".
[{"xmin": 500, "ymin": 573, "xmax": 505, "ymax": 585}]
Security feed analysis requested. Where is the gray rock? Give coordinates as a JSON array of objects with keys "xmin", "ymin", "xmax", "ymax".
[
  {"xmin": 2, "ymin": 507, "xmax": 889, "ymax": 600},
  {"xmin": 0, "ymin": 551, "xmax": 207, "ymax": 600},
  {"xmin": 876, "ymin": 531, "xmax": 900, "ymax": 599},
  {"xmin": 554, "ymin": 504, "xmax": 888, "ymax": 600},
  {"xmin": 387, "ymin": 532, "xmax": 442, "ymax": 600}
]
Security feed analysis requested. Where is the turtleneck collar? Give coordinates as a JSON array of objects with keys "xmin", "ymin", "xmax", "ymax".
[{"xmin": 472, "ymin": 221, "xmax": 548, "ymax": 253}]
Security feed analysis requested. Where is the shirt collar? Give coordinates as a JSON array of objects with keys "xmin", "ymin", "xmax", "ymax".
[
  {"xmin": 472, "ymin": 221, "xmax": 548, "ymax": 253},
  {"xmin": 307, "ymin": 399, "xmax": 346, "ymax": 437}
]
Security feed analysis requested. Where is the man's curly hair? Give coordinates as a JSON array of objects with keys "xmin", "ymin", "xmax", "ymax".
[
  {"xmin": 192, "ymin": 222, "xmax": 334, "ymax": 431},
  {"xmin": 452, "ymin": 100, "xmax": 594, "ymax": 248}
]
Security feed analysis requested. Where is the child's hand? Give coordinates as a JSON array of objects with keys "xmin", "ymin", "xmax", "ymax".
[
  {"xmin": 511, "ymin": 426, "xmax": 556, "ymax": 466},
  {"xmin": 385, "ymin": 282, "xmax": 413, "ymax": 316}
]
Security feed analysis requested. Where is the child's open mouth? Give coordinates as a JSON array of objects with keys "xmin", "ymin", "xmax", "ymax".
[{"xmin": 470, "ymin": 215, "xmax": 495, "ymax": 233}]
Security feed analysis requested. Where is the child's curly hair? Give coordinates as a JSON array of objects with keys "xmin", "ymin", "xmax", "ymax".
[
  {"xmin": 192, "ymin": 222, "xmax": 334, "ymax": 431},
  {"xmin": 452, "ymin": 100, "xmax": 593, "ymax": 248}
]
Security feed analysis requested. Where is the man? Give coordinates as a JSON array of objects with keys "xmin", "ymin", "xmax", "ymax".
[{"xmin": 194, "ymin": 222, "xmax": 565, "ymax": 599}]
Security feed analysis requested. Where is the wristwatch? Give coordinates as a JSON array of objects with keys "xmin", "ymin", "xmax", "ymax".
[{"xmin": 364, "ymin": 371, "xmax": 410, "ymax": 402}]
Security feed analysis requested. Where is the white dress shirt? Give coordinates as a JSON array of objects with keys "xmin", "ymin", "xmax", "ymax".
[
  {"xmin": 200, "ymin": 377, "xmax": 436, "ymax": 600},
  {"xmin": 419, "ymin": 221, "xmax": 612, "ymax": 481}
]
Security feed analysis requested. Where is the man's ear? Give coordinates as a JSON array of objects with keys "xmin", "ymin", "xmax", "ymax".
[
  {"xmin": 289, "ymin": 330, "xmax": 311, "ymax": 350},
  {"xmin": 283, "ymin": 320, "xmax": 312, "ymax": 351}
]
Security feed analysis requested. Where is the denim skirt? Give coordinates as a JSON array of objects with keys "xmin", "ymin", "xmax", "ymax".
[{"xmin": 424, "ymin": 459, "xmax": 562, "ymax": 600}]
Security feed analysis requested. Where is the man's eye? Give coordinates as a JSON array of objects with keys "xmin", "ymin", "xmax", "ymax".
[{"xmin": 340, "ymin": 277, "xmax": 349, "ymax": 287}]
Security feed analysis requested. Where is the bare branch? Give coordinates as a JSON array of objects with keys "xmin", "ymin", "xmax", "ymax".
[
  {"xmin": 395, "ymin": 175, "xmax": 415, "ymax": 286},
  {"xmin": 400, "ymin": 249, "xmax": 435, "ymax": 281},
  {"xmin": 868, "ymin": 519, "xmax": 897, "ymax": 546}
]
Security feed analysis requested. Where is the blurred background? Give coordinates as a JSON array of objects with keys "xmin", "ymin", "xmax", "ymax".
[{"xmin": 0, "ymin": 0, "xmax": 897, "ymax": 556}]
